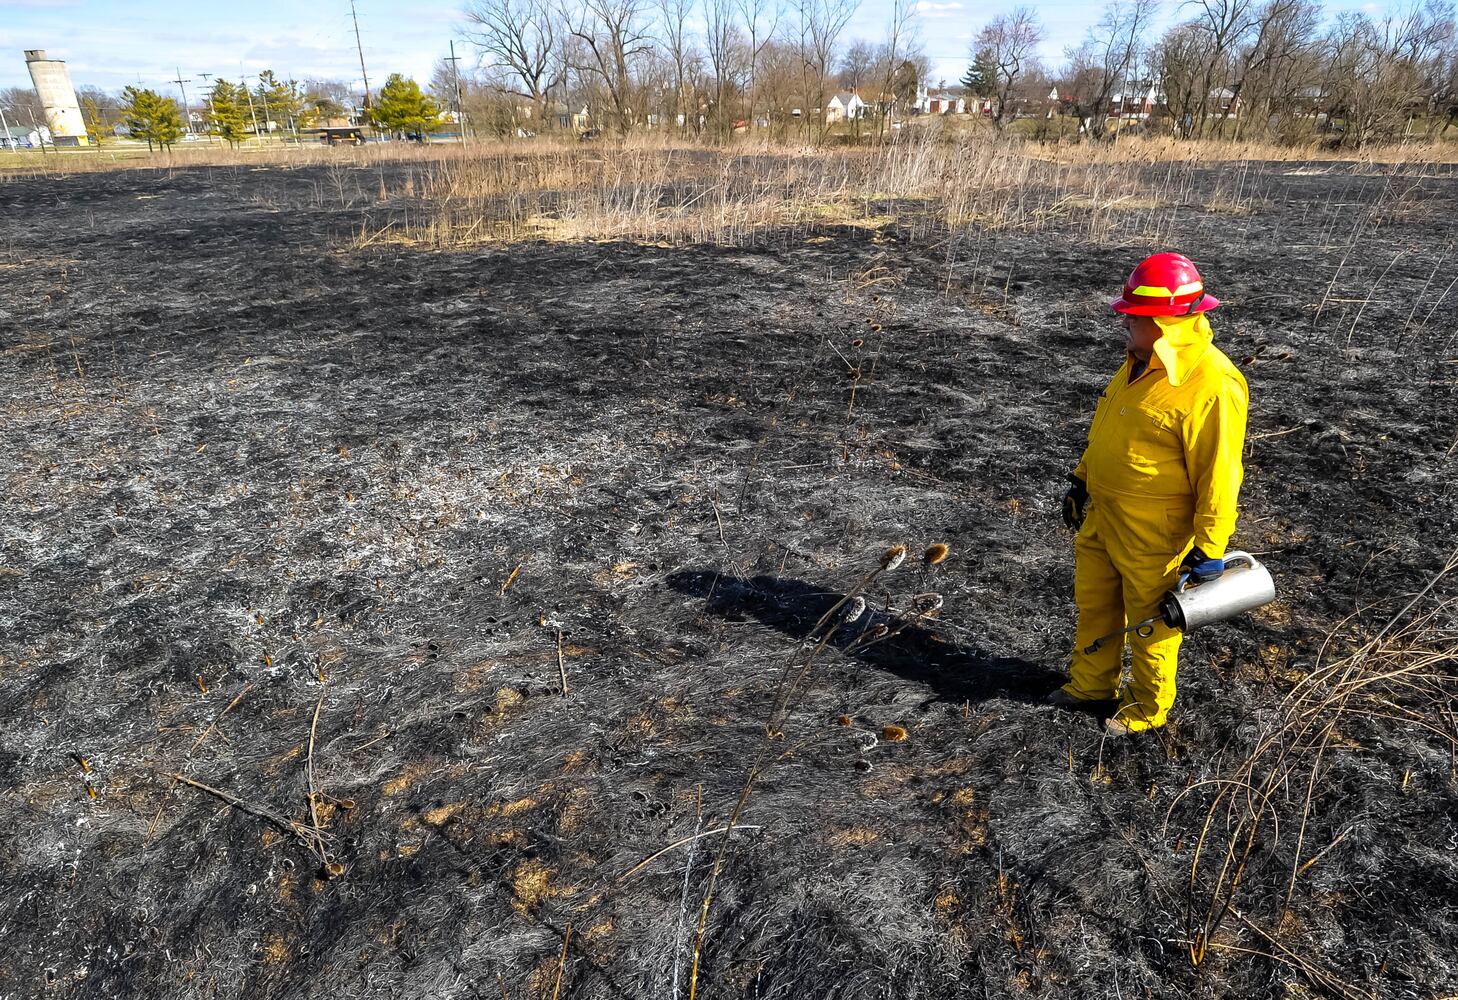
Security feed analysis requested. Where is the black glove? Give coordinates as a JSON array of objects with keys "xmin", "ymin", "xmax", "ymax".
[
  {"xmin": 1061, "ymin": 475, "xmax": 1088, "ymax": 531},
  {"xmin": 1181, "ymin": 546, "xmax": 1225, "ymax": 584}
]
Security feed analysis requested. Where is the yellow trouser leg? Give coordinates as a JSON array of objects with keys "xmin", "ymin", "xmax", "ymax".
[
  {"xmin": 1114, "ymin": 551, "xmax": 1182, "ymax": 732},
  {"xmin": 1066, "ymin": 515, "xmax": 1124, "ymax": 701}
]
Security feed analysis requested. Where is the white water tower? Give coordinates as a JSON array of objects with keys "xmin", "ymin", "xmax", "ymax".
[{"xmin": 24, "ymin": 49, "xmax": 89, "ymax": 146}]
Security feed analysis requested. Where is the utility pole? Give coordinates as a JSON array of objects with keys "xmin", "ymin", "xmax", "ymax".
[
  {"xmin": 199, "ymin": 72, "xmax": 218, "ymax": 144},
  {"xmin": 351, "ymin": 0, "xmax": 373, "ymax": 115},
  {"xmin": 171, "ymin": 67, "xmax": 193, "ymax": 133},
  {"xmin": 240, "ymin": 67, "xmax": 263, "ymax": 140},
  {"xmin": 27, "ymin": 107, "xmax": 48, "ymax": 154},
  {"xmin": 445, "ymin": 39, "xmax": 466, "ymax": 137}
]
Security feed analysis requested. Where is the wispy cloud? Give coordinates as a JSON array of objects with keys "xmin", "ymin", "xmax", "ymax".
[{"xmin": 0, "ymin": 0, "xmax": 83, "ymax": 9}]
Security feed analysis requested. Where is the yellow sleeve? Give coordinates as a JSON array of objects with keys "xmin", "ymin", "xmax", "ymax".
[{"xmin": 1181, "ymin": 374, "xmax": 1248, "ymax": 558}]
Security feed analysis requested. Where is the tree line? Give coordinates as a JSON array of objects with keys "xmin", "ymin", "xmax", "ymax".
[
  {"xmin": 452, "ymin": 0, "xmax": 921, "ymax": 140},
  {"xmin": 3, "ymin": 72, "xmax": 446, "ymax": 150},
  {"xmin": 452, "ymin": 0, "xmax": 1457, "ymax": 144},
  {"xmin": 963, "ymin": 0, "xmax": 1458, "ymax": 144},
  {"xmin": 123, "ymin": 72, "xmax": 446, "ymax": 149},
  {"xmin": 5, "ymin": 0, "xmax": 1453, "ymax": 151}
]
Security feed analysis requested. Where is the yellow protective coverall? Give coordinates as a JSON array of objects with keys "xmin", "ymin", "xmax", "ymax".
[{"xmin": 1064, "ymin": 313, "xmax": 1249, "ymax": 730}]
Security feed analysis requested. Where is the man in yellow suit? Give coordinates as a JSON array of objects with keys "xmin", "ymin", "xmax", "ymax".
[{"xmin": 1050, "ymin": 252, "xmax": 1249, "ymax": 736}]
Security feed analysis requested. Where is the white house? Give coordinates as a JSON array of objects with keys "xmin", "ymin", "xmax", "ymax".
[
  {"xmin": 1, "ymin": 124, "xmax": 51, "ymax": 149},
  {"xmin": 826, "ymin": 91, "xmax": 867, "ymax": 123}
]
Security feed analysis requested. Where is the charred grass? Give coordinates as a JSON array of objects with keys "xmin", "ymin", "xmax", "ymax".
[{"xmin": 0, "ymin": 142, "xmax": 1456, "ymax": 999}]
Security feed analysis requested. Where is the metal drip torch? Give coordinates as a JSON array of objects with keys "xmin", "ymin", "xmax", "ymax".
[{"xmin": 1084, "ymin": 551, "xmax": 1277, "ymax": 654}]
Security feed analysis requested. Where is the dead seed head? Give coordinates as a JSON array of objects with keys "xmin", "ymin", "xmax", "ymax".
[
  {"xmin": 880, "ymin": 545, "xmax": 907, "ymax": 571},
  {"xmin": 843, "ymin": 596, "xmax": 867, "ymax": 623},
  {"xmin": 851, "ymin": 338, "xmax": 865, "ymax": 348},
  {"xmin": 924, "ymin": 543, "xmax": 950, "ymax": 566},
  {"xmin": 882, "ymin": 724, "xmax": 909, "ymax": 742},
  {"xmin": 870, "ymin": 323, "xmax": 882, "ymax": 332},
  {"xmin": 914, "ymin": 593, "xmax": 944, "ymax": 614},
  {"xmin": 837, "ymin": 715, "xmax": 852, "ymax": 726}
]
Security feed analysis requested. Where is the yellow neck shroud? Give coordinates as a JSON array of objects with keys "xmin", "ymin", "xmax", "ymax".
[{"xmin": 1149, "ymin": 313, "xmax": 1215, "ymax": 387}]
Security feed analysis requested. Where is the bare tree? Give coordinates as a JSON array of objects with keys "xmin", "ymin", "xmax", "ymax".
[
  {"xmin": 795, "ymin": 0, "xmax": 862, "ymax": 140},
  {"xmin": 837, "ymin": 39, "xmax": 877, "ymax": 88},
  {"xmin": 1432, "ymin": 28, "xmax": 1458, "ymax": 135},
  {"xmin": 462, "ymin": 68, "xmax": 535, "ymax": 135},
  {"xmin": 1156, "ymin": 22, "xmax": 1208, "ymax": 133},
  {"xmin": 755, "ymin": 37, "xmax": 802, "ymax": 135},
  {"xmin": 1224, "ymin": 0, "xmax": 1322, "ymax": 138},
  {"xmin": 684, "ymin": 44, "xmax": 715, "ymax": 131},
  {"xmin": 0, "ymin": 87, "xmax": 45, "ymax": 130},
  {"xmin": 737, "ymin": 0, "xmax": 782, "ymax": 131},
  {"xmin": 74, "ymin": 86, "xmax": 123, "ymax": 133},
  {"xmin": 657, "ymin": 0, "xmax": 695, "ymax": 128},
  {"xmin": 1185, "ymin": 0, "xmax": 1265, "ymax": 136},
  {"xmin": 564, "ymin": 0, "xmax": 655, "ymax": 133},
  {"xmin": 1059, "ymin": 0, "xmax": 1156, "ymax": 137},
  {"xmin": 976, "ymin": 6, "xmax": 1045, "ymax": 129},
  {"xmin": 1321, "ymin": 0, "xmax": 1456, "ymax": 146},
  {"xmin": 875, "ymin": 0, "xmax": 921, "ymax": 135},
  {"xmin": 704, "ymin": 0, "xmax": 748, "ymax": 136},
  {"xmin": 465, "ymin": 0, "xmax": 563, "ymax": 118}
]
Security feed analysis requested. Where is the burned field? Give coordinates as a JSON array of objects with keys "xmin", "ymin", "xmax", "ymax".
[{"xmin": 1, "ymin": 152, "xmax": 1456, "ymax": 1000}]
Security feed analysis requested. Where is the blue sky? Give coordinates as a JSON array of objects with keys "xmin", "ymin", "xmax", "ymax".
[{"xmin": 1, "ymin": 0, "xmax": 1387, "ymax": 101}]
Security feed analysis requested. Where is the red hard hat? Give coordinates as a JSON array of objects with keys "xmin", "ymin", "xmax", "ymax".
[{"xmin": 1111, "ymin": 252, "xmax": 1220, "ymax": 316}]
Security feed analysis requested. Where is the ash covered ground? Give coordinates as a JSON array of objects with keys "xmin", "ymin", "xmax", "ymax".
[{"xmin": 1, "ymin": 156, "xmax": 1456, "ymax": 1000}]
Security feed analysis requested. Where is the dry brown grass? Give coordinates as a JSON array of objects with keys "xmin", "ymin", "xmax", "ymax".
[
  {"xmin": 356, "ymin": 132, "xmax": 1457, "ymax": 250},
  {"xmin": 1172, "ymin": 547, "xmax": 1458, "ymax": 998},
  {"xmin": 0, "ymin": 139, "xmax": 438, "ymax": 180},
  {"xmin": 6, "ymin": 130, "xmax": 1451, "ymax": 249}
]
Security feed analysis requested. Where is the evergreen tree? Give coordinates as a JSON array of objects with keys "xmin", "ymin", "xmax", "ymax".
[
  {"xmin": 121, "ymin": 87, "xmax": 185, "ymax": 151},
  {"xmin": 80, "ymin": 95, "xmax": 108, "ymax": 147},
  {"xmin": 371, "ymin": 74, "xmax": 442, "ymax": 139},
  {"xmin": 207, "ymin": 79, "xmax": 251, "ymax": 146},
  {"xmin": 254, "ymin": 70, "xmax": 308, "ymax": 135},
  {"xmin": 892, "ymin": 61, "xmax": 921, "ymax": 106},
  {"xmin": 961, "ymin": 48, "xmax": 998, "ymax": 98}
]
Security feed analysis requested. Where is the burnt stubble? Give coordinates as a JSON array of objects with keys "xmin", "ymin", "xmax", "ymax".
[{"xmin": 2, "ymin": 155, "xmax": 1455, "ymax": 999}]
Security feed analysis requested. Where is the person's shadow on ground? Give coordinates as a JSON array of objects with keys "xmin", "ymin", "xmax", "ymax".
[{"xmin": 668, "ymin": 569, "xmax": 1067, "ymax": 706}]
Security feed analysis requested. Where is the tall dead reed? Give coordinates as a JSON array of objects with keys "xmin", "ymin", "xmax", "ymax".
[
  {"xmin": 380, "ymin": 132, "xmax": 1454, "ymax": 251},
  {"xmin": 1172, "ymin": 547, "xmax": 1458, "ymax": 997}
]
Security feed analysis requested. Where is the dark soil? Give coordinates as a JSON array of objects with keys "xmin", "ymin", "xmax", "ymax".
[{"xmin": 1, "ymin": 155, "xmax": 1455, "ymax": 1000}]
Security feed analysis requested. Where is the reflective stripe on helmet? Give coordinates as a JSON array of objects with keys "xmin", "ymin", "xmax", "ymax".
[{"xmin": 1130, "ymin": 281, "xmax": 1203, "ymax": 299}]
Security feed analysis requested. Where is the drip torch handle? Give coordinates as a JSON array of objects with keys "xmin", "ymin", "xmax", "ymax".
[{"xmin": 1082, "ymin": 616, "xmax": 1161, "ymax": 655}]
